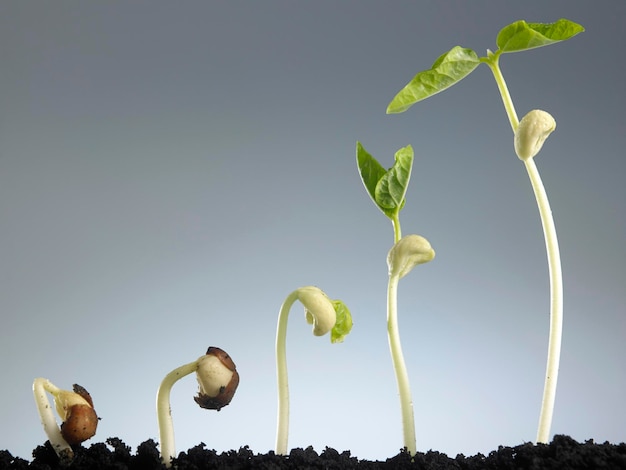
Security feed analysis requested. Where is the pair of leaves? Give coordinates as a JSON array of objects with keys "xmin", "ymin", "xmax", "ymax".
[
  {"xmin": 356, "ymin": 142, "xmax": 413, "ymax": 219},
  {"xmin": 386, "ymin": 18, "xmax": 584, "ymax": 114}
]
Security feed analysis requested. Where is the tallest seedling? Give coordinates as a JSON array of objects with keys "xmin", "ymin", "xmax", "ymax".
[{"xmin": 386, "ymin": 18, "xmax": 584, "ymax": 443}]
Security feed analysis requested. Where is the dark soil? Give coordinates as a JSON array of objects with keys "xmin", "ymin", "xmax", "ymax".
[{"xmin": 1, "ymin": 435, "xmax": 625, "ymax": 469}]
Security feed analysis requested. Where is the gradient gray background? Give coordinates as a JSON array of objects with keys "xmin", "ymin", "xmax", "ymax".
[{"xmin": 1, "ymin": 1, "xmax": 624, "ymax": 461}]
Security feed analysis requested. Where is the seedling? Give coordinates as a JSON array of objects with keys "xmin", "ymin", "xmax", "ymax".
[
  {"xmin": 156, "ymin": 346, "xmax": 239, "ymax": 467},
  {"xmin": 386, "ymin": 18, "xmax": 584, "ymax": 443},
  {"xmin": 274, "ymin": 286, "xmax": 352, "ymax": 455},
  {"xmin": 356, "ymin": 143, "xmax": 435, "ymax": 455},
  {"xmin": 32, "ymin": 378, "xmax": 98, "ymax": 464}
]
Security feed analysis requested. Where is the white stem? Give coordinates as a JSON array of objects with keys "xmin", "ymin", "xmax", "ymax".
[
  {"xmin": 156, "ymin": 361, "xmax": 198, "ymax": 467},
  {"xmin": 387, "ymin": 274, "xmax": 417, "ymax": 455},
  {"xmin": 275, "ymin": 290, "xmax": 299, "ymax": 455},
  {"xmin": 524, "ymin": 159, "xmax": 563, "ymax": 444},
  {"xmin": 275, "ymin": 286, "xmax": 338, "ymax": 454},
  {"xmin": 32, "ymin": 378, "xmax": 73, "ymax": 464}
]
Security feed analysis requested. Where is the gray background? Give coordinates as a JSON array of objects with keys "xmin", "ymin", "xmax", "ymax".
[{"xmin": 1, "ymin": 1, "xmax": 624, "ymax": 461}]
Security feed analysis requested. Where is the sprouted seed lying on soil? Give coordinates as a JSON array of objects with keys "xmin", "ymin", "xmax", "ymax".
[{"xmin": 32, "ymin": 378, "xmax": 99, "ymax": 465}]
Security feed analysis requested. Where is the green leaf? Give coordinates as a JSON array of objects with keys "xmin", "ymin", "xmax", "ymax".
[
  {"xmin": 374, "ymin": 145, "xmax": 413, "ymax": 217},
  {"xmin": 386, "ymin": 46, "xmax": 480, "ymax": 114},
  {"xmin": 497, "ymin": 18, "xmax": 584, "ymax": 53},
  {"xmin": 330, "ymin": 300, "xmax": 353, "ymax": 344},
  {"xmin": 356, "ymin": 141, "xmax": 387, "ymax": 210}
]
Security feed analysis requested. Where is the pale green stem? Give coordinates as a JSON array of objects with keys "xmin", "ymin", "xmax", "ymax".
[
  {"xmin": 525, "ymin": 158, "xmax": 563, "ymax": 443},
  {"xmin": 485, "ymin": 54, "xmax": 564, "ymax": 444},
  {"xmin": 483, "ymin": 53, "xmax": 519, "ymax": 133},
  {"xmin": 387, "ymin": 210, "xmax": 416, "ymax": 454},
  {"xmin": 156, "ymin": 361, "xmax": 199, "ymax": 467},
  {"xmin": 275, "ymin": 290, "xmax": 300, "ymax": 455},
  {"xmin": 391, "ymin": 212, "xmax": 402, "ymax": 243},
  {"xmin": 32, "ymin": 378, "xmax": 73, "ymax": 465},
  {"xmin": 387, "ymin": 273, "xmax": 416, "ymax": 455}
]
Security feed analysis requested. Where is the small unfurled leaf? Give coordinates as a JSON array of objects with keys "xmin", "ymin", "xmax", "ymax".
[
  {"xmin": 356, "ymin": 142, "xmax": 414, "ymax": 219},
  {"xmin": 374, "ymin": 145, "xmax": 413, "ymax": 217},
  {"xmin": 356, "ymin": 141, "xmax": 386, "ymax": 209},
  {"xmin": 387, "ymin": 46, "xmax": 480, "ymax": 114},
  {"xmin": 497, "ymin": 18, "xmax": 584, "ymax": 53},
  {"xmin": 330, "ymin": 300, "xmax": 353, "ymax": 344}
]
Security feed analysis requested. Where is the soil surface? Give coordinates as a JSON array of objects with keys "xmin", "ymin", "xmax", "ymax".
[{"xmin": 2, "ymin": 435, "xmax": 625, "ymax": 469}]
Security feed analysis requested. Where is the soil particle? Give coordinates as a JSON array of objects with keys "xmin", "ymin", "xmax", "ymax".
[{"xmin": 1, "ymin": 435, "xmax": 625, "ymax": 469}]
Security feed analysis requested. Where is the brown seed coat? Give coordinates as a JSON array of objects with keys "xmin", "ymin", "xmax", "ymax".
[
  {"xmin": 194, "ymin": 346, "xmax": 240, "ymax": 411},
  {"xmin": 60, "ymin": 404, "xmax": 98, "ymax": 444}
]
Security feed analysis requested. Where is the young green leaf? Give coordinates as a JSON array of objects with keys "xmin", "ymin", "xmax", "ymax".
[
  {"xmin": 496, "ymin": 18, "xmax": 584, "ymax": 53},
  {"xmin": 387, "ymin": 46, "xmax": 480, "ymax": 114},
  {"xmin": 356, "ymin": 142, "xmax": 414, "ymax": 218},
  {"xmin": 356, "ymin": 141, "xmax": 387, "ymax": 209},
  {"xmin": 375, "ymin": 145, "xmax": 413, "ymax": 217},
  {"xmin": 330, "ymin": 300, "xmax": 353, "ymax": 344}
]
